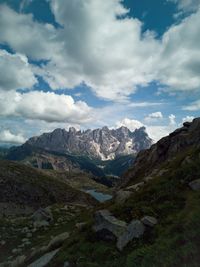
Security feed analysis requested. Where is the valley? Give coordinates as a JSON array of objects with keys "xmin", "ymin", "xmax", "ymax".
[{"xmin": 0, "ymin": 118, "xmax": 200, "ymax": 266}]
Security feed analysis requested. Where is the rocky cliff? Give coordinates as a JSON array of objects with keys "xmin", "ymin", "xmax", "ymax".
[{"xmin": 122, "ymin": 118, "xmax": 200, "ymax": 187}]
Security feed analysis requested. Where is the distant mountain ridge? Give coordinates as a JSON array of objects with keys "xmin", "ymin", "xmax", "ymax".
[{"xmin": 26, "ymin": 126, "xmax": 152, "ymax": 160}]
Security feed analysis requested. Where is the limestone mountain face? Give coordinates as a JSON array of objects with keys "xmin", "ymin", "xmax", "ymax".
[{"xmin": 26, "ymin": 126, "xmax": 152, "ymax": 160}]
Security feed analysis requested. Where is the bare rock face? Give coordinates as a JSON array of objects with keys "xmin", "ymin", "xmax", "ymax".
[{"xmin": 25, "ymin": 126, "xmax": 152, "ymax": 161}]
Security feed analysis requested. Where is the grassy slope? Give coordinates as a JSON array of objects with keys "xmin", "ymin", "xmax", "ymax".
[
  {"xmin": 0, "ymin": 160, "xmax": 97, "ymax": 209},
  {"xmin": 47, "ymin": 146, "xmax": 200, "ymax": 267}
]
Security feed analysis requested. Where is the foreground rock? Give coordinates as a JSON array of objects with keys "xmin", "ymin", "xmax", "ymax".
[
  {"xmin": 0, "ymin": 231, "xmax": 70, "ymax": 267},
  {"xmin": 93, "ymin": 210, "xmax": 145, "ymax": 251},
  {"xmin": 189, "ymin": 179, "xmax": 200, "ymax": 191},
  {"xmin": 28, "ymin": 248, "xmax": 60, "ymax": 267},
  {"xmin": 126, "ymin": 182, "xmax": 144, "ymax": 191},
  {"xmin": 93, "ymin": 210, "xmax": 127, "ymax": 238},
  {"xmin": 117, "ymin": 220, "xmax": 145, "ymax": 251},
  {"xmin": 47, "ymin": 232, "xmax": 69, "ymax": 250},
  {"xmin": 31, "ymin": 208, "xmax": 53, "ymax": 228},
  {"xmin": 141, "ymin": 216, "xmax": 158, "ymax": 227}
]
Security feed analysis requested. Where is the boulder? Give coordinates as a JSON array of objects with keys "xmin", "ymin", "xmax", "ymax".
[
  {"xmin": 115, "ymin": 190, "xmax": 132, "ymax": 204},
  {"xmin": 47, "ymin": 232, "xmax": 69, "ymax": 250},
  {"xmin": 126, "ymin": 182, "xmax": 144, "ymax": 191},
  {"xmin": 189, "ymin": 179, "xmax": 200, "ymax": 191},
  {"xmin": 28, "ymin": 248, "xmax": 60, "ymax": 267},
  {"xmin": 93, "ymin": 210, "xmax": 145, "ymax": 251},
  {"xmin": 31, "ymin": 208, "xmax": 53, "ymax": 228},
  {"xmin": 117, "ymin": 220, "xmax": 145, "ymax": 251},
  {"xmin": 93, "ymin": 210, "xmax": 127, "ymax": 238},
  {"xmin": 141, "ymin": 216, "xmax": 158, "ymax": 227}
]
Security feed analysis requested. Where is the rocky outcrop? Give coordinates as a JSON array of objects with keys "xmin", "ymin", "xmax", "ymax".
[
  {"xmin": 117, "ymin": 220, "xmax": 145, "ymax": 251},
  {"xmin": 141, "ymin": 216, "xmax": 158, "ymax": 227},
  {"xmin": 32, "ymin": 208, "xmax": 53, "ymax": 228},
  {"xmin": 122, "ymin": 118, "xmax": 200, "ymax": 187},
  {"xmin": 93, "ymin": 210, "xmax": 148, "ymax": 251},
  {"xmin": 25, "ymin": 126, "xmax": 152, "ymax": 160},
  {"xmin": 93, "ymin": 210, "xmax": 127, "ymax": 238},
  {"xmin": 189, "ymin": 179, "xmax": 200, "ymax": 191}
]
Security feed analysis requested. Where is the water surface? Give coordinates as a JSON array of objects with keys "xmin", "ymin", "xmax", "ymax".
[{"xmin": 85, "ymin": 189, "xmax": 112, "ymax": 202}]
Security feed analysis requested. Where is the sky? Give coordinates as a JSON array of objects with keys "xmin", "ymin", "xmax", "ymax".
[{"xmin": 0, "ymin": 0, "xmax": 200, "ymax": 145}]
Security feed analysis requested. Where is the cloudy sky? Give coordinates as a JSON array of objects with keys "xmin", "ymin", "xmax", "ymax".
[{"xmin": 0, "ymin": 0, "xmax": 200, "ymax": 145}]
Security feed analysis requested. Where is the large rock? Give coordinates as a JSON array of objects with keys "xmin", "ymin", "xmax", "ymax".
[
  {"xmin": 117, "ymin": 220, "xmax": 145, "ymax": 251},
  {"xmin": 31, "ymin": 208, "xmax": 53, "ymax": 228},
  {"xmin": 47, "ymin": 232, "xmax": 69, "ymax": 250},
  {"xmin": 93, "ymin": 210, "xmax": 145, "ymax": 251},
  {"xmin": 93, "ymin": 210, "xmax": 127, "ymax": 238},
  {"xmin": 115, "ymin": 190, "xmax": 132, "ymax": 204},
  {"xmin": 141, "ymin": 216, "xmax": 158, "ymax": 227},
  {"xmin": 189, "ymin": 179, "xmax": 200, "ymax": 191},
  {"xmin": 126, "ymin": 182, "xmax": 144, "ymax": 191},
  {"xmin": 28, "ymin": 248, "xmax": 60, "ymax": 267}
]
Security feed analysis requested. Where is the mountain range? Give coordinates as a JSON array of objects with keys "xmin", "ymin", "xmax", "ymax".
[
  {"xmin": 26, "ymin": 126, "xmax": 152, "ymax": 160},
  {"xmin": 4, "ymin": 125, "xmax": 152, "ymax": 179}
]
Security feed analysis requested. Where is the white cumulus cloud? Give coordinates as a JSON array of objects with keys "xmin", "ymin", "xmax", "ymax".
[
  {"xmin": 0, "ymin": 49, "xmax": 37, "ymax": 91},
  {"xmin": 144, "ymin": 111, "xmax": 163, "ymax": 122},
  {"xmin": 183, "ymin": 100, "xmax": 200, "ymax": 111},
  {"xmin": 0, "ymin": 91, "xmax": 93, "ymax": 124},
  {"xmin": 116, "ymin": 118, "xmax": 144, "ymax": 131},
  {"xmin": 0, "ymin": 130, "xmax": 25, "ymax": 144}
]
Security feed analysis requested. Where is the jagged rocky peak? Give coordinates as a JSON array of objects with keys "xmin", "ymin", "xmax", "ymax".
[
  {"xmin": 26, "ymin": 125, "xmax": 152, "ymax": 160},
  {"xmin": 69, "ymin": 127, "xmax": 77, "ymax": 134}
]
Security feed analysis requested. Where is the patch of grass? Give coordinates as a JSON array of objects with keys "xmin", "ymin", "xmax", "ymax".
[{"xmin": 46, "ymin": 147, "xmax": 200, "ymax": 267}]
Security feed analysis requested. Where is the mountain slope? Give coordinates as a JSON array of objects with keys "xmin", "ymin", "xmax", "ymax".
[
  {"xmin": 5, "ymin": 143, "xmax": 136, "ymax": 179},
  {"xmin": 122, "ymin": 118, "xmax": 200, "ymax": 187},
  {"xmin": 25, "ymin": 126, "xmax": 152, "ymax": 160},
  {"xmin": 0, "ymin": 160, "xmax": 96, "ymax": 216},
  {"xmin": 2, "ymin": 120, "xmax": 200, "ymax": 266},
  {"xmin": 45, "ymin": 118, "xmax": 200, "ymax": 267},
  {"xmin": 6, "ymin": 144, "xmax": 105, "ymax": 177}
]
